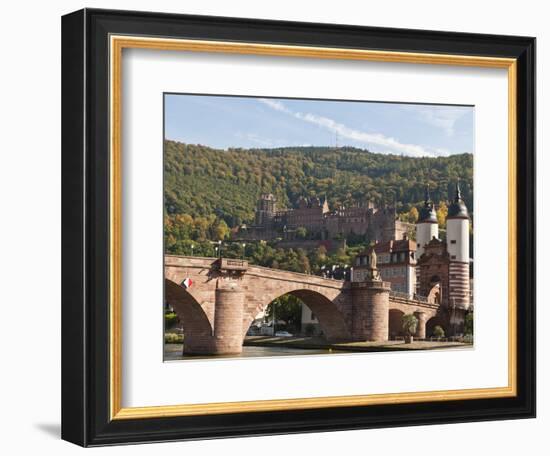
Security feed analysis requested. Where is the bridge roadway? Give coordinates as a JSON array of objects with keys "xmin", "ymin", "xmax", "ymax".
[{"xmin": 164, "ymin": 255, "xmax": 440, "ymax": 354}]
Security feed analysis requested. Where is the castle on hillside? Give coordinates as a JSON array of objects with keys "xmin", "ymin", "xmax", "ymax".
[{"xmin": 238, "ymin": 193, "xmax": 413, "ymax": 244}]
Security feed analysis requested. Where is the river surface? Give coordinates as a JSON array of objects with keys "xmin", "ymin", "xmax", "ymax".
[{"xmin": 164, "ymin": 344, "xmax": 341, "ymax": 361}]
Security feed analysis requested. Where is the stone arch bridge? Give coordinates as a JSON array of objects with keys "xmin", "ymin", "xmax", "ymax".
[{"xmin": 165, "ymin": 255, "xmax": 440, "ymax": 354}]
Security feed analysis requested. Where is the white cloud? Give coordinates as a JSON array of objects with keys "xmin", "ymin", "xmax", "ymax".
[
  {"xmin": 234, "ymin": 131, "xmax": 296, "ymax": 148},
  {"xmin": 259, "ymin": 98, "xmax": 447, "ymax": 157},
  {"xmin": 259, "ymin": 98, "xmax": 288, "ymax": 113},
  {"xmin": 404, "ymin": 105, "xmax": 470, "ymax": 137}
]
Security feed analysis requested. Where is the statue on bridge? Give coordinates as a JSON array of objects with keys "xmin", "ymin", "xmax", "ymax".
[{"xmin": 366, "ymin": 247, "xmax": 382, "ymax": 281}]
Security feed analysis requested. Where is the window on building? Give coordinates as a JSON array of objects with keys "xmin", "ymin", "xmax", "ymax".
[
  {"xmin": 451, "ymin": 255, "xmax": 456, "ymax": 260},
  {"xmin": 311, "ymin": 312, "xmax": 315, "ymax": 321},
  {"xmin": 450, "ymin": 240, "xmax": 457, "ymax": 244}
]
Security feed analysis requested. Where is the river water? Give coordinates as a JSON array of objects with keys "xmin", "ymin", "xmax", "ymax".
[{"xmin": 164, "ymin": 344, "xmax": 339, "ymax": 361}]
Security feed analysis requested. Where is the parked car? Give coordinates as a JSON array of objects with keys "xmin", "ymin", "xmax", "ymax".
[{"xmin": 275, "ymin": 331, "xmax": 293, "ymax": 337}]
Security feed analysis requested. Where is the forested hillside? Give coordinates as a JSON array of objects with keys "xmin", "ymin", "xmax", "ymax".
[{"xmin": 164, "ymin": 139, "xmax": 473, "ymax": 228}]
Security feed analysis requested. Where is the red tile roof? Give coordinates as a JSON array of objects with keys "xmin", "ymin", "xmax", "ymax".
[{"xmin": 372, "ymin": 238, "xmax": 416, "ymax": 254}]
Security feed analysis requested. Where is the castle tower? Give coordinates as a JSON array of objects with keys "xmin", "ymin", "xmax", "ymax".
[
  {"xmin": 416, "ymin": 186, "xmax": 438, "ymax": 259},
  {"xmin": 446, "ymin": 183, "xmax": 470, "ymax": 314},
  {"xmin": 255, "ymin": 193, "xmax": 277, "ymax": 226}
]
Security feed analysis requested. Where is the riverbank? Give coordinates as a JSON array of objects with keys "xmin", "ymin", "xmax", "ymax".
[
  {"xmin": 164, "ymin": 343, "xmax": 340, "ymax": 360},
  {"xmin": 164, "ymin": 336, "xmax": 472, "ymax": 360},
  {"xmin": 244, "ymin": 336, "xmax": 471, "ymax": 352}
]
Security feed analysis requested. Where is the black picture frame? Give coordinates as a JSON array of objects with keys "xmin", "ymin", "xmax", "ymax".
[{"xmin": 62, "ymin": 8, "xmax": 536, "ymax": 447}]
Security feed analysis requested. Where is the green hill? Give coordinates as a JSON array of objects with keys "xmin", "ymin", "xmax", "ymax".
[{"xmin": 164, "ymin": 139, "xmax": 473, "ymax": 228}]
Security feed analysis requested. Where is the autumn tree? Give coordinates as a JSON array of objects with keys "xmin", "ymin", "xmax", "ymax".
[
  {"xmin": 310, "ymin": 245, "xmax": 328, "ymax": 268},
  {"xmin": 211, "ymin": 219, "xmax": 230, "ymax": 240},
  {"xmin": 408, "ymin": 206, "xmax": 419, "ymax": 223},
  {"xmin": 297, "ymin": 249, "xmax": 311, "ymax": 273},
  {"xmin": 436, "ymin": 201, "xmax": 448, "ymax": 228},
  {"xmin": 296, "ymin": 226, "xmax": 308, "ymax": 239}
]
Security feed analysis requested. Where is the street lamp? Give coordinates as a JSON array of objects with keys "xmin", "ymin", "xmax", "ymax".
[
  {"xmin": 190, "ymin": 244, "xmax": 194, "ymax": 256},
  {"xmin": 272, "ymin": 301, "xmax": 276, "ymax": 337},
  {"xmin": 218, "ymin": 240, "xmax": 222, "ymax": 258},
  {"xmin": 242, "ymin": 243, "xmax": 246, "ymax": 260}
]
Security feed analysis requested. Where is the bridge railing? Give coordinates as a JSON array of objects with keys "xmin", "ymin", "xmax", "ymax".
[
  {"xmin": 413, "ymin": 293, "xmax": 429, "ymax": 303},
  {"xmin": 390, "ymin": 291, "xmax": 430, "ymax": 303}
]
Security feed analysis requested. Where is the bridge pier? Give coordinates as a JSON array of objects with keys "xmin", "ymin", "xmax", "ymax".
[
  {"xmin": 352, "ymin": 280, "xmax": 391, "ymax": 342},
  {"xmin": 212, "ymin": 282, "xmax": 245, "ymax": 354},
  {"xmin": 180, "ymin": 280, "xmax": 246, "ymax": 356},
  {"xmin": 414, "ymin": 311, "xmax": 427, "ymax": 339}
]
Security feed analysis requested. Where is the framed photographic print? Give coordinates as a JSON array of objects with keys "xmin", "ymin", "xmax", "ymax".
[{"xmin": 61, "ymin": 8, "xmax": 536, "ymax": 446}]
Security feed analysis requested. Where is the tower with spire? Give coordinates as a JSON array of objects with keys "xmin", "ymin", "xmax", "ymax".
[
  {"xmin": 446, "ymin": 182, "xmax": 471, "ymax": 312},
  {"xmin": 415, "ymin": 185, "xmax": 439, "ymax": 259}
]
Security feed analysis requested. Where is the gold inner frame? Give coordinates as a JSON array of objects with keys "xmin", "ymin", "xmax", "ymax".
[{"xmin": 109, "ymin": 35, "xmax": 517, "ymax": 420}]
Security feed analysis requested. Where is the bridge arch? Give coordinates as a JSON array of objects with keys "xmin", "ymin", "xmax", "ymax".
[
  {"xmin": 426, "ymin": 314, "xmax": 447, "ymax": 338},
  {"xmin": 165, "ymin": 278, "xmax": 214, "ymax": 353},
  {"xmin": 388, "ymin": 309, "xmax": 405, "ymax": 339},
  {"xmin": 245, "ymin": 288, "xmax": 351, "ymax": 342}
]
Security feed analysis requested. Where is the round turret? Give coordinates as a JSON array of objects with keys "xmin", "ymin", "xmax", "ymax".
[
  {"xmin": 418, "ymin": 187, "xmax": 438, "ymax": 223},
  {"xmin": 446, "ymin": 183, "xmax": 470, "ymax": 263}
]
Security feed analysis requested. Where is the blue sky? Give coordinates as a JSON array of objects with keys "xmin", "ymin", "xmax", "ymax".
[{"xmin": 164, "ymin": 94, "xmax": 473, "ymax": 157}]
